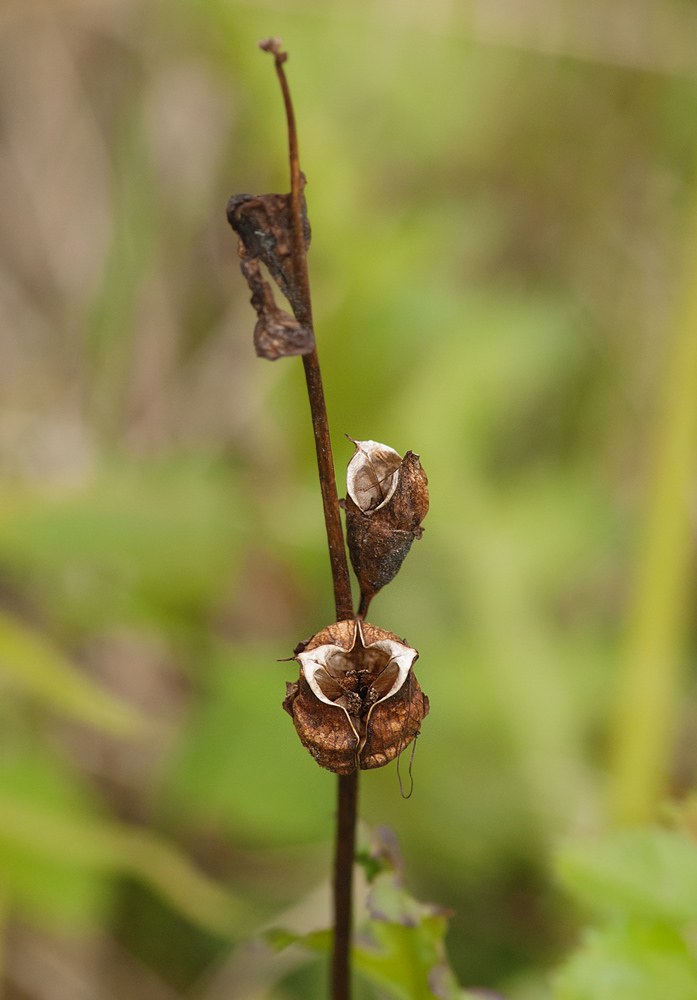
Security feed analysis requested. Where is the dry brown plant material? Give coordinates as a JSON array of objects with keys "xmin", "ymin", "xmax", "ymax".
[
  {"xmin": 283, "ymin": 619, "xmax": 429, "ymax": 774},
  {"xmin": 342, "ymin": 440, "xmax": 430, "ymax": 617},
  {"xmin": 227, "ymin": 39, "xmax": 431, "ymax": 1000},
  {"xmin": 227, "ymin": 188, "xmax": 315, "ymax": 359},
  {"xmin": 239, "ymin": 256, "xmax": 314, "ymax": 360}
]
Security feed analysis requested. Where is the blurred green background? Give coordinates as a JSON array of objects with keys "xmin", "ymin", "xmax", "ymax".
[{"xmin": 1, "ymin": 0, "xmax": 697, "ymax": 997}]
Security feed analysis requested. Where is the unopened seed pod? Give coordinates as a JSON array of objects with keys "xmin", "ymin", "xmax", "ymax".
[
  {"xmin": 342, "ymin": 439, "xmax": 429, "ymax": 617},
  {"xmin": 282, "ymin": 619, "xmax": 429, "ymax": 774}
]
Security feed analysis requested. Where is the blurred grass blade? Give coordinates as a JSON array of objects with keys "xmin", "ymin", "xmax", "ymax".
[
  {"xmin": 0, "ymin": 611, "xmax": 145, "ymax": 736},
  {"xmin": 124, "ymin": 831, "xmax": 244, "ymax": 939},
  {"xmin": 0, "ymin": 794, "xmax": 244, "ymax": 938},
  {"xmin": 609, "ymin": 188, "xmax": 697, "ymax": 825},
  {"xmin": 0, "ymin": 885, "xmax": 6, "ymax": 1000}
]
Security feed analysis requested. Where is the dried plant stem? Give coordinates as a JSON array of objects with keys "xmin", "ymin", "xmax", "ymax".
[
  {"xmin": 265, "ymin": 39, "xmax": 353, "ymax": 623},
  {"xmin": 262, "ymin": 39, "xmax": 357, "ymax": 1000},
  {"xmin": 302, "ymin": 350, "xmax": 354, "ymax": 622},
  {"xmin": 333, "ymin": 770, "xmax": 358, "ymax": 1000}
]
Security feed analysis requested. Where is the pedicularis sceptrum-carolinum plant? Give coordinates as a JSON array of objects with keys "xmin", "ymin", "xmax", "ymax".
[
  {"xmin": 225, "ymin": 37, "xmax": 433, "ymax": 1000},
  {"xmin": 224, "ymin": 36, "xmax": 697, "ymax": 1000}
]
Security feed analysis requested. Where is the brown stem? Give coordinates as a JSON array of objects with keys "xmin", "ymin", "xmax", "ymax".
[
  {"xmin": 332, "ymin": 770, "xmax": 358, "ymax": 1000},
  {"xmin": 260, "ymin": 38, "xmax": 357, "ymax": 1000},
  {"xmin": 261, "ymin": 37, "xmax": 353, "ymax": 622}
]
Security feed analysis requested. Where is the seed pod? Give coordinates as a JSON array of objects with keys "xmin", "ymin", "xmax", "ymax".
[
  {"xmin": 282, "ymin": 619, "xmax": 428, "ymax": 774},
  {"xmin": 342, "ymin": 440, "xmax": 429, "ymax": 617}
]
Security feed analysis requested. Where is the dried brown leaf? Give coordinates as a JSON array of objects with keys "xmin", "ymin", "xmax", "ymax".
[
  {"xmin": 240, "ymin": 257, "xmax": 314, "ymax": 360},
  {"xmin": 226, "ymin": 181, "xmax": 311, "ymax": 318}
]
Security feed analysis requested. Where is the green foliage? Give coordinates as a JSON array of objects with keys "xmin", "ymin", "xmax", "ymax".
[
  {"xmin": 268, "ymin": 825, "xmax": 479, "ymax": 1000},
  {"xmin": 554, "ymin": 920, "xmax": 697, "ymax": 1000},
  {"xmin": 0, "ymin": 610, "xmax": 143, "ymax": 734},
  {"xmin": 0, "ymin": 458, "xmax": 252, "ymax": 948},
  {"xmin": 0, "ymin": 746, "xmax": 245, "ymax": 936},
  {"xmin": 0, "ymin": 457, "xmax": 244, "ymax": 636},
  {"xmin": 552, "ymin": 826, "xmax": 697, "ymax": 1000},
  {"xmin": 0, "ymin": 748, "xmax": 112, "ymax": 929},
  {"xmin": 356, "ymin": 871, "xmax": 465, "ymax": 1000},
  {"xmin": 557, "ymin": 827, "xmax": 697, "ymax": 924},
  {"xmin": 163, "ymin": 642, "xmax": 334, "ymax": 844}
]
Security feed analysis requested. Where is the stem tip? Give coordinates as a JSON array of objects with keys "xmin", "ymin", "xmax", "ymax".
[{"xmin": 259, "ymin": 37, "xmax": 287, "ymax": 62}]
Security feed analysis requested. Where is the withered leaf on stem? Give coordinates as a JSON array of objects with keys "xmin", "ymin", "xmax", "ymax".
[
  {"xmin": 227, "ymin": 183, "xmax": 315, "ymax": 359},
  {"xmin": 283, "ymin": 619, "xmax": 429, "ymax": 775},
  {"xmin": 240, "ymin": 257, "xmax": 314, "ymax": 360},
  {"xmin": 227, "ymin": 181, "xmax": 311, "ymax": 318},
  {"xmin": 342, "ymin": 440, "xmax": 429, "ymax": 617}
]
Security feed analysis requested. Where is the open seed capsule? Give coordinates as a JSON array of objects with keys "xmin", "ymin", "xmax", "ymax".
[
  {"xmin": 343, "ymin": 439, "xmax": 429, "ymax": 617},
  {"xmin": 283, "ymin": 619, "xmax": 429, "ymax": 774}
]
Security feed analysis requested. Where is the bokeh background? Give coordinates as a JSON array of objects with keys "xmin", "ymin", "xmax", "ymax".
[{"xmin": 1, "ymin": 0, "xmax": 696, "ymax": 997}]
